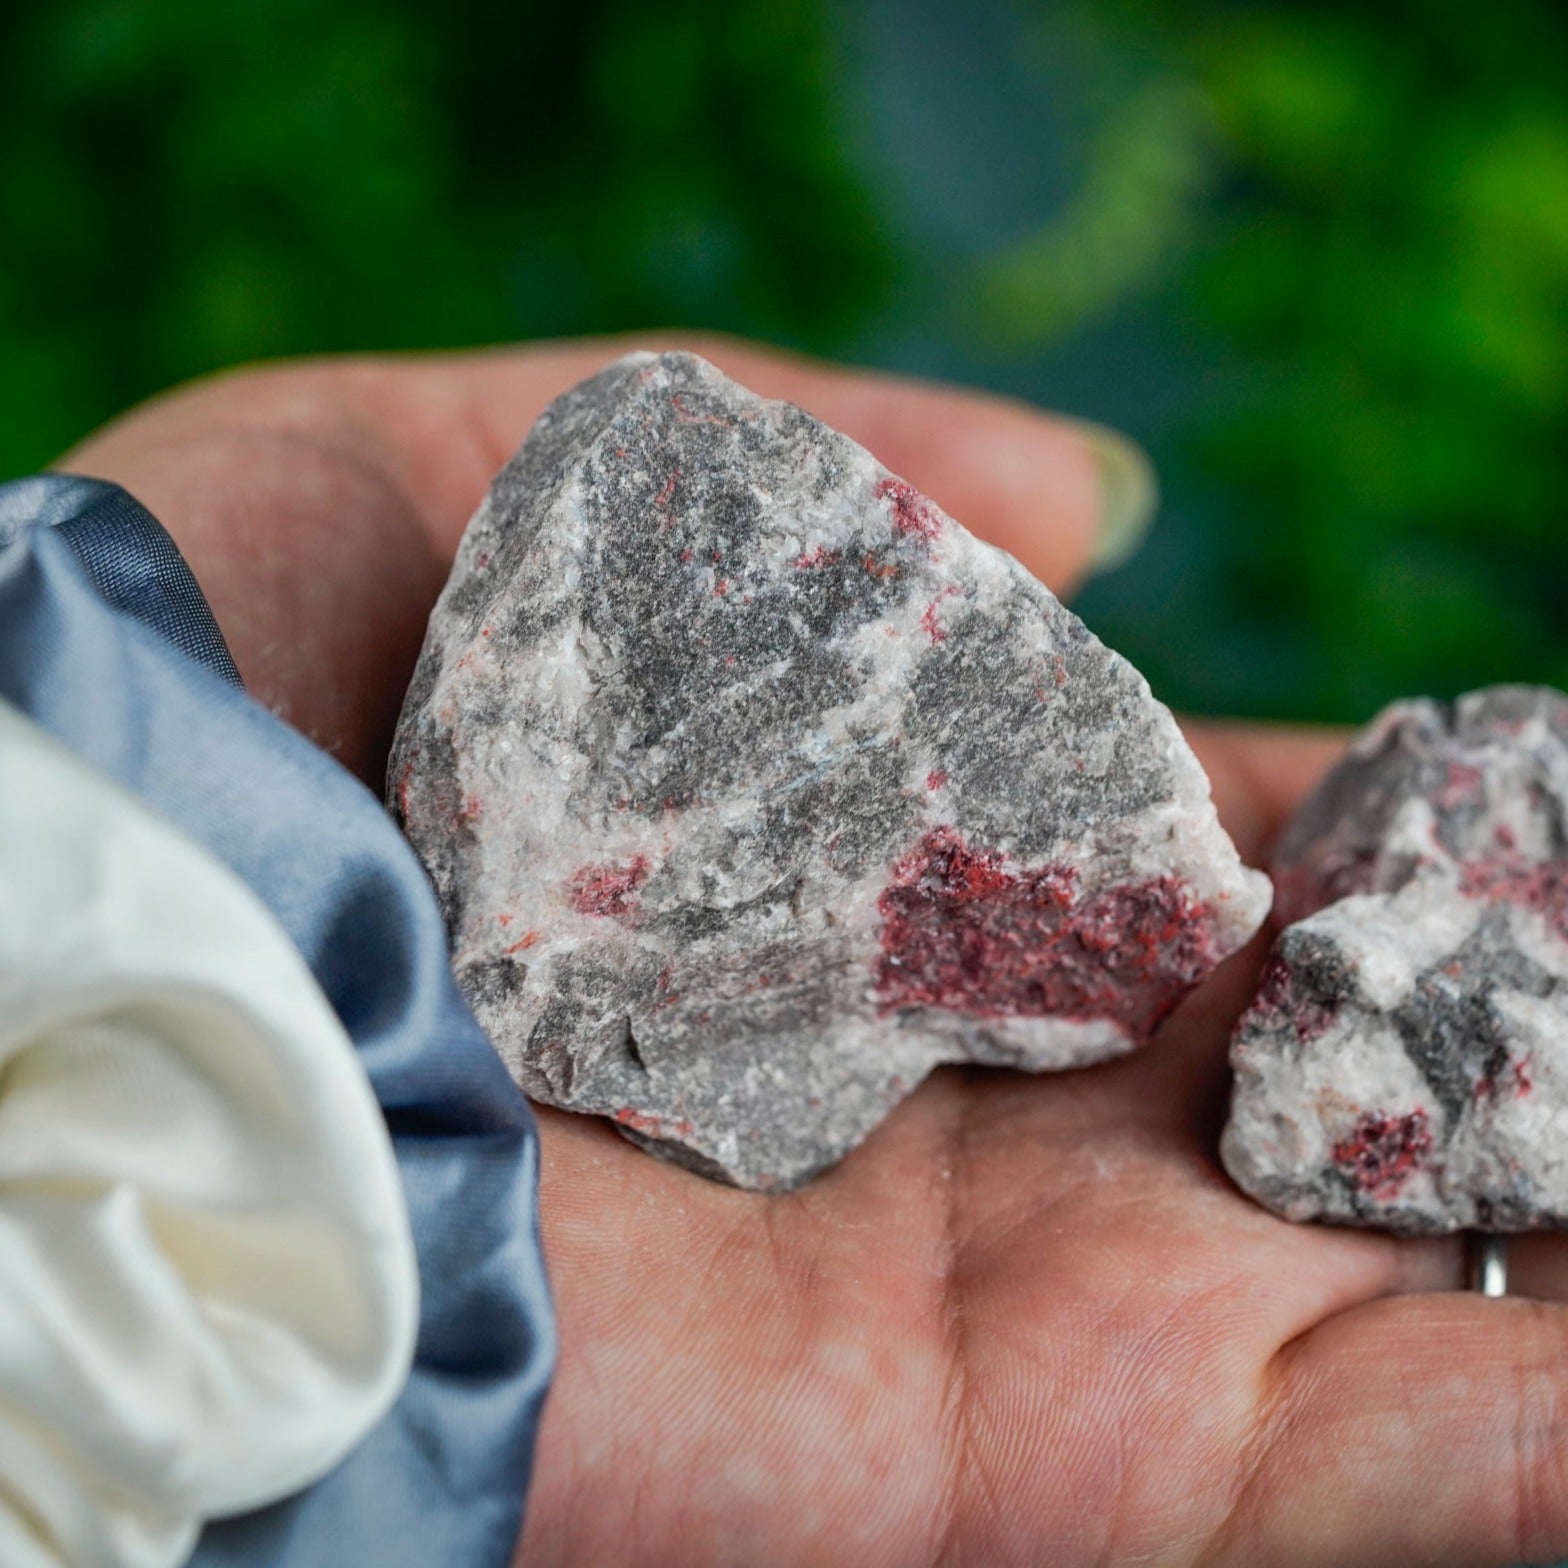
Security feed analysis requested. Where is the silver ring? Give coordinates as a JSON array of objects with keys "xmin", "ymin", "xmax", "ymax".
[{"xmin": 1468, "ymin": 1232, "xmax": 1508, "ymax": 1297}]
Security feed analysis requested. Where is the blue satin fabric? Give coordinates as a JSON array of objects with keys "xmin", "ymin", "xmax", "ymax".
[{"xmin": 0, "ymin": 476, "xmax": 554, "ymax": 1566}]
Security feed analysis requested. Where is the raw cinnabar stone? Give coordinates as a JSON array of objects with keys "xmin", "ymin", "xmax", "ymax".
[
  {"xmin": 1223, "ymin": 686, "xmax": 1568, "ymax": 1232},
  {"xmin": 391, "ymin": 351, "xmax": 1270, "ymax": 1188}
]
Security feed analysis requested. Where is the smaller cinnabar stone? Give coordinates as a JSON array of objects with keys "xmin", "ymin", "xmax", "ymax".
[{"xmin": 1223, "ymin": 685, "xmax": 1568, "ymax": 1234}]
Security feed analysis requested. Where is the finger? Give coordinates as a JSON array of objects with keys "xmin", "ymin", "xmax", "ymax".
[
  {"xmin": 1181, "ymin": 719, "xmax": 1349, "ymax": 867},
  {"xmin": 1216, "ymin": 1292, "xmax": 1568, "ymax": 1567},
  {"xmin": 359, "ymin": 330, "xmax": 1148, "ymax": 597},
  {"xmin": 56, "ymin": 409, "xmax": 441, "ymax": 781}
]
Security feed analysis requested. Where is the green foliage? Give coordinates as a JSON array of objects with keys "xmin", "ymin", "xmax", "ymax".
[
  {"xmin": 974, "ymin": 74, "xmax": 1214, "ymax": 347},
  {"xmin": 1, "ymin": 0, "xmax": 1564, "ymax": 721},
  {"xmin": 0, "ymin": 0, "xmax": 891, "ymax": 477},
  {"xmin": 988, "ymin": 0, "xmax": 1568, "ymax": 719}
]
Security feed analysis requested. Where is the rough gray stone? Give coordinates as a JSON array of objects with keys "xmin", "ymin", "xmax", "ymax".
[
  {"xmin": 1223, "ymin": 686, "xmax": 1568, "ymax": 1232},
  {"xmin": 391, "ymin": 351, "xmax": 1271, "ymax": 1188}
]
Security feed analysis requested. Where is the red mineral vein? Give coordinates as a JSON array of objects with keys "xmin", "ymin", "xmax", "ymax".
[
  {"xmin": 793, "ymin": 544, "xmax": 842, "ymax": 569},
  {"xmin": 876, "ymin": 476, "xmax": 943, "ymax": 546},
  {"xmin": 568, "ymin": 855, "xmax": 651, "ymax": 918},
  {"xmin": 1475, "ymin": 1053, "xmax": 1533, "ymax": 1103},
  {"xmin": 873, "ymin": 827, "xmax": 1216, "ymax": 1036},
  {"xmin": 920, "ymin": 586, "xmax": 962, "ymax": 645}
]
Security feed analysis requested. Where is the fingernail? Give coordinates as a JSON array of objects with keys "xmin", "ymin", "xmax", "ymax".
[{"xmin": 1072, "ymin": 421, "xmax": 1158, "ymax": 573}]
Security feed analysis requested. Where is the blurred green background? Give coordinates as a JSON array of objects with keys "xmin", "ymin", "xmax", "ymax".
[{"xmin": 2, "ymin": 0, "xmax": 1565, "ymax": 723}]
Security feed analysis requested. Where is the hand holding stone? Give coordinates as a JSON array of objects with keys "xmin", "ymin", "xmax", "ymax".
[{"xmin": 57, "ymin": 338, "xmax": 1568, "ymax": 1568}]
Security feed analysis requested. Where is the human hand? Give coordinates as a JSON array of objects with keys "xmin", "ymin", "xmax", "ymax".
[{"xmin": 59, "ymin": 336, "xmax": 1568, "ymax": 1567}]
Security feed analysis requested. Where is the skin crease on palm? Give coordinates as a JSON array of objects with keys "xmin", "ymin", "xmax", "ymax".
[{"xmin": 56, "ymin": 332, "xmax": 1568, "ymax": 1568}]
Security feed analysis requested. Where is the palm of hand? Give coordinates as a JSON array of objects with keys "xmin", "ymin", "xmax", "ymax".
[
  {"xmin": 525, "ymin": 969, "xmax": 1459, "ymax": 1568},
  {"xmin": 61, "ymin": 338, "xmax": 1565, "ymax": 1568}
]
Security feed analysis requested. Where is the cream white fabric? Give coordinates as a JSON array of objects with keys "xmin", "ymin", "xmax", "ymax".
[{"xmin": 0, "ymin": 700, "xmax": 419, "ymax": 1568}]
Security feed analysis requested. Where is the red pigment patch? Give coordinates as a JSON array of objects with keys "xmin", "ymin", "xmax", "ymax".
[
  {"xmin": 1253, "ymin": 953, "xmax": 1338, "ymax": 1041},
  {"xmin": 567, "ymin": 856, "xmax": 650, "ymax": 918},
  {"xmin": 394, "ymin": 753, "xmax": 418, "ymax": 818},
  {"xmin": 503, "ymin": 930, "xmax": 539, "ymax": 956},
  {"xmin": 1476, "ymin": 1053, "xmax": 1534, "ymax": 1103},
  {"xmin": 873, "ymin": 827, "xmax": 1216, "ymax": 1035},
  {"xmin": 794, "ymin": 544, "xmax": 841, "ymax": 569},
  {"xmin": 876, "ymin": 477, "xmax": 943, "ymax": 546},
  {"xmin": 615, "ymin": 1107, "xmax": 664, "ymax": 1136},
  {"xmin": 1433, "ymin": 762, "xmax": 1484, "ymax": 811},
  {"xmin": 920, "ymin": 586, "xmax": 963, "ymax": 645},
  {"xmin": 654, "ymin": 469, "xmax": 680, "ymax": 510},
  {"xmin": 714, "ymin": 577, "xmax": 730, "ymax": 597},
  {"xmin": 1459, "ymin": 850, "xmax": 1568, "ymax": 939},
  {"xmin": 863, "ymin": 552, "xmax": 900, "ymax": 579},
  {"xmin": 926, "ymin": 768, "xmax": 949, "ymax": 791},
  {"xmin": 1331, "ymin": 1109, "xmax": 1433, "ymax": 1199}
]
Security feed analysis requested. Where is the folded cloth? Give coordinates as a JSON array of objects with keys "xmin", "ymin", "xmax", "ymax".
[
  {"xmin": 0, "ymin": 700, "xmax": 419, "ymax": 1567},
  {"xmin": 0, "ymin": 476, "xmax": 555, "ymax": 1568}
]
